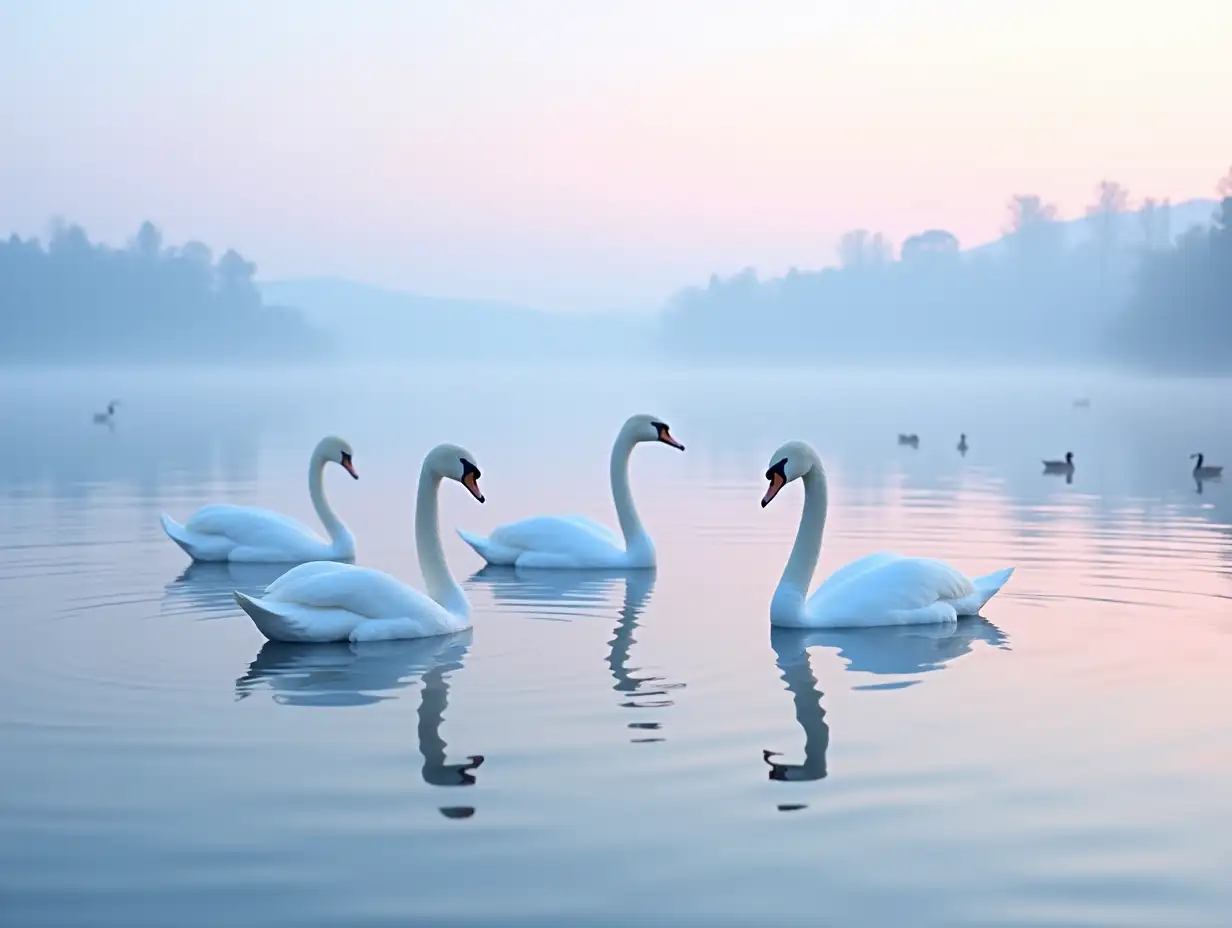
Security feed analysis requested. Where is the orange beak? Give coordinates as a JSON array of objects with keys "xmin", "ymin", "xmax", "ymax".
[
  {"xmin": 462, "ymin": 471, "xmax": 484, "ymax": 503},
  {"xmin": 762, "ymin": 471, "xmax": 786, "ymax": 507},
  {"xmin": 658, "ymin": 425, "xmax": 685, "ymax": 451},
  {"xmin": 341, "ymin": 455, "xmax": 358, "ymax": 479}
]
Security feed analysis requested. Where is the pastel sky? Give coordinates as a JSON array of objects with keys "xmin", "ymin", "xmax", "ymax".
[{"xmin": 3, "ymin": 0, "xmax": 1230, "ymax": 311}]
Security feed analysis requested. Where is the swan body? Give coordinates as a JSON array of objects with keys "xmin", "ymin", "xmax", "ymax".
[
  {"xmin": 458, "ymin": 414, "xmax": 684, "ymax": 569},
  {"xmin": 1192, "ymin": 453, "xmax": 1223, "ymax": 478},
  {"xmin": 233, "ymin": 443, "xmax": 485, "ymax": 643},
  {"xmin": 161, "ymin": 436, "xmax": 358, "ymax": 563},
  {"xmin": 1043, "ymin": 451, "xmax": 1074, "ymax": 472},
  {"xmin": 761, "ymin": 440, "xmax": 1014, "ymax": 628}
]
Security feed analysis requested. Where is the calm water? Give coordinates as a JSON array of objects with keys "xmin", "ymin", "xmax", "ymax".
[{"xmin": 1, "ymin": 364, "xmax": 1231, "ymax": 927}]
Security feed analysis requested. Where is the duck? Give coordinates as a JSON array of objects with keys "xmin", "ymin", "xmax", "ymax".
[
  {"xmin": 1042, "ymin": 451, "xmax": 1074, "ymax": 473},
  {"xmin": 92, "ymin": 400, "xmax": 120, "ymax": 424},
  {"xmin": 1192, "ymin": 453, "xmax": 1223, "ymax": 479},
  {"xmin": 897, "ymin": 433, "xmax": 919, "ymax": 448}
]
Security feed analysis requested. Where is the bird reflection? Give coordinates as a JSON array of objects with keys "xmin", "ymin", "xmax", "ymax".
[
  {"xmin": 235, "ymin": 631, "xmax": 483, "ymax": 818},
  {"xmin": 815, "ymin": 616, "xmax": 1009, "ymax": 679},
  {"xmin": 162, "ymin": 560, "xmax": 289, "ymax": 619},
  {"xmin": 764, "ymin": 629, "xmax": 831, "ymax": 794},
  {"xmin": 469, "ymin": 566, "xmax": 681, "ymax": 742},
  {"xmin": 761, "ymin": 617, "xmax": 1009, "ymax": 809}
]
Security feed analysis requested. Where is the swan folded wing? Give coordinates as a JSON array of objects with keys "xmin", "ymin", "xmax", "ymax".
[
  {"xmin": 813, "ymin": 552, "xmax": 906, "ymax": 596},
  {"xmin": 809, "ymin": 556, "xmax": 974, "ymax": 620},
  {"xmin": 487, "ymin": 515, "xmax": 623, "ymax": 555},
  {"xmin": 263, "ymin": 564, "xmax": 439, "ymax": 620},
  {"xmin": 264, "ymin": 560, "xmax": 355, "ymax": 595},
  {"xmin": 183, "ymin": 504, "xmax": 322, "ymax": 546}
]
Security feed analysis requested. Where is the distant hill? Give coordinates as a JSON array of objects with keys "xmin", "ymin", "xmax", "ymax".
[
  {"xmin": 259, "ymin": 277, "xmax": 655, "ymax": 361},
  {"xmin": 966, "ymin": 198, "xmax": 1219, "ymax": 260}
]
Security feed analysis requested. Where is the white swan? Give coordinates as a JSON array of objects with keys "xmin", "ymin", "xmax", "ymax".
[
  {"xmin": 457, "ymin": 414, "xmax": 684, "ymax": 569},
  {"xmin": 233, "ymin": 443, "xmax": 485, "ymax": 643},
  {"xmin": 761, "ymin": 440, "xmax": 1014, "ymax": 628},
  {"xmin": 160, "ymin": 436, "xmax": 358, "ymax": 563}
]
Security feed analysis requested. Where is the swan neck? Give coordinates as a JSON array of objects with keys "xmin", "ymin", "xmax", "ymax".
[
  {"xmin": 610, "ymin": 431, "xmax": 650, "ymax": 555},
  {"xmin": 415, "ymin": 464, "xmax": 468, "ymax": 617},
  {"xmin": 309, "ymin": 454, "xmax": 353, "ymax": 556},
  {"xmin": 775, "ymin": 468, "xmax": 827, "ymax": 618}
]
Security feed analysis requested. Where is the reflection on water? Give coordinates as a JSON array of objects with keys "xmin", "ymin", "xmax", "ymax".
[
  {"xmin": 764, "ymin": 629, "xmax": 831, "ymax": 793},
  {"xmin": 468, "ymin": 566, "xmax": 684, "ymax": 743},
  {"xmin": 3, "ymin": 366, "xmax": 1232, "ymax": 927},
  {"xmin": 819, "ymin": 617, "xmax": 1010, "ymax": 681},
  {"xmin": 235, "ymin": 632, "xmax": 482, "ymax": 818},
  {"xmin": 762, "ymin": 618, "xmax": 1008, "ymax": 807},
  {"xmin": 162, "ymin": 561, "xmax": 290, "ymax": 619}
]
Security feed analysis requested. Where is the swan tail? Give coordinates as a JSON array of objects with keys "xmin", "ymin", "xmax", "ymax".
[
  {"xmin": 456, "ymin": 529, "xmax": 520, "ymax": 566},
  {"xmin": 233, "ymin": 591, "xmax": 358, "ymax": 643},
  {"xmin": 161, "ymin": 513, "xmax": 205, "ymax": 559},
  {"xmin": 966, "ymin": 567, "xmax": 1015, "ymax": 614}
]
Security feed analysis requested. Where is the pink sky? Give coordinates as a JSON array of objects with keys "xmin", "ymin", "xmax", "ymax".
[{"xmin": 3, "ymin": 0, "xmax": 1229, "ymax": 310}]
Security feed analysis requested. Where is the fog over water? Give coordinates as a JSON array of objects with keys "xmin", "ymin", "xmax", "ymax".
[{"xmin": 1, "ymin": 363, "xmax": 1230, "ymax": 926}]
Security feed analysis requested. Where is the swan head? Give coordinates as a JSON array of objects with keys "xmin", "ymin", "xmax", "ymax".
[
  {"xmin": 314, "ymin": 435, "xmax": 358, "ymax": 479},
  {"xmin": 426, "ymin": 443, "xmax": 485, "ymax": 503},
  {"xmin": 1066, "ymin": 451, "xmax": 1074, "ymax": 465},
  {"xmin": 761, "ymin": 440, "xmax": 820, "ymax": 508},
  {"xmin": 621, "ymin": 413, "xmax": 685, "ymax": 451}
]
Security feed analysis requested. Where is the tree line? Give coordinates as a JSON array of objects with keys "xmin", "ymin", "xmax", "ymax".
[
  {"xmin": 661, "ymin": 169, "xmax": 1232, "ymax": 371},
  {"xmin": 0, "ymin": 220, "xmax": 326, "ymax": 362}
]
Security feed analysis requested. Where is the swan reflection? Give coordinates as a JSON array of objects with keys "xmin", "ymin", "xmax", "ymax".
[
  {"xmin": 235, "ymin": 631, "xmax": 482, "ymax": 817},
  {"xmin": 469, "ymin": 566, "xmax": 681, "ymax": 742},
  {"xmin": 162, "ymin": 561, "xmax": 289, "ymax": 619},
  {"xmin": 815, "ymin": 616, "xmax": 1009, "ymax": 680},
  {"xmin": 762, "ymin": 618, "xmax": 1008, "ymax": 809},
  {"xmin": 764, "ymin": 629, "xmax": 831, "ymax": 795}
]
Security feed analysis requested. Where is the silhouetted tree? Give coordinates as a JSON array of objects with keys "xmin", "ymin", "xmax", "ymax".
[
  {"xmin": 1217, "ymin": 165, "xmax": 1232, "ymax": 199},
  {"xmin": 901, "ymin": 229, "xmax": 959, "ymax": 263},
  {"xmin": 837, "ymin": 229, "xmax": 892, "ymax": 268},
  {"xmin": 1117, "ymin": 174, "xmax": 1232, "ymax": 371},
  {"xmin": 0, "ymin": 219, "xmax": 325, "ymax": 362}
]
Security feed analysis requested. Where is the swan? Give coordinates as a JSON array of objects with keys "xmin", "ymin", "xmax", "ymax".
[
  {"xmin": 897, "ymin": 433, "xmax": 919, "ymax": 448},
  {"xmin": 1191, "ymin": 453, "xmax": 1223, "ymax": 478},
  {"xmin": 457, "ymin": 414, "xmax": 684, "ymax": 569},
  {"xmin": 957, "ymin": 433, "xmax": 968, "ymax": 455},
  {"xmin": 233, "ymin": 443, "xmax": 485, "ymax": 643},
  {"xmin": 760, "ymin": 440, "xmax": 1014, "ymax": 628},
  {"xmin": 1042, "ymin": 451, "xmax": 1074, "ymax": 473},
  {"xmin": 160, "ymin": 436, "xmax": 358, "ymax": 563}
]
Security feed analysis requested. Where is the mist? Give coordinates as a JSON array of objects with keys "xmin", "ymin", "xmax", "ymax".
[{"xmin": 4, "ymin": 179, "xmax": 1228, "ymax": 373}]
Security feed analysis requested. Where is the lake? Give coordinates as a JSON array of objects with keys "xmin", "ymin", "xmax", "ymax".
[{"xmin": 1, "ymin": 363, "xmax": 1230, "ymax": 927}]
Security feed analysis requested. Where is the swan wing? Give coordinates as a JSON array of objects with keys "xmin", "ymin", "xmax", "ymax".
[
  {"xmin": 263, "ymin": 563, "xmax": 444, "ymax": 621},
  {"xmin": 487, "ymin": 515, "xmax": 623, "ymax": 557},
  {"xmin": 813, "ymin": 551, "xmax": 906, "ymax": 596},
  {"xmin": 183, "ymin": 504, "xmax": 324, "ymax": 548},
  {"xmin": 264, "ymin": 560, "xmax": 355, "ymax": 595},
  {"xmin": 807, "ymin": 556, "xmax": 975, "ymax": 627}
]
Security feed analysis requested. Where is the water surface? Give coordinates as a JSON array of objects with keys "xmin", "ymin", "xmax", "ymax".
[{"xmin": 1, "ymin": 365, "xmax": 1230, "ymax": 926}]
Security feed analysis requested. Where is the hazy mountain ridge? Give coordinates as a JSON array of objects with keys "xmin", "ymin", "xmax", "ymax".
[{"xmin": 260, "ymin": 276, "xmax": 656, "ymax": 360}]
